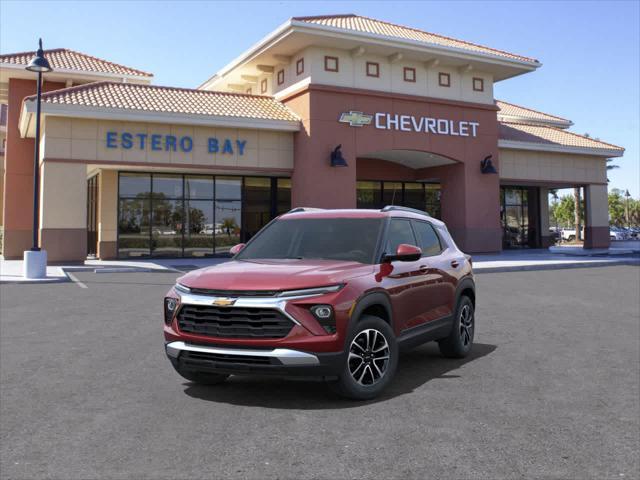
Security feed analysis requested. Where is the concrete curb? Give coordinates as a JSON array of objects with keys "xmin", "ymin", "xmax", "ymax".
[{"xmin": 474, "ymin": 259, "xmax": 640, "ymax": 274}]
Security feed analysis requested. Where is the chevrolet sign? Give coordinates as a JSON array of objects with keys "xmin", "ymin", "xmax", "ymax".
[{"xmin": 338, "ymin": 111, "xmax": 373, "ymax": 127}]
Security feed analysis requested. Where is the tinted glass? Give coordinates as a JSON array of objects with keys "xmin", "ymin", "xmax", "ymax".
[
  {"xmin": 151, "ymin": 199, "xmax": 183, "ymax": 257},
  {"xmin": 216, "ymin": 177, "xmax": 241, "ymax": 199},
  {"xmin": 215, "ymin": 200, "xmax": 241, "ymax": 253},
  {"xmin": 153, "ymin": 175, "xmax": 183, "ymax": 198},
  {"xmin": 357, "ymin": 181, "xmax": 382, "ymax": 209},
  {"xmin": 404, "ymin": 183, "xmax": 425, "ymax": 211},
  {"xmin": 243, "ymin": 177, "xmax": 272, "ymax": 241},
  {"xmin": 385, "ymin": 218, "xmax": 417, "ymax": 254},
  {"xmin": 236, "ymin": 218, "xmax": 384, "ymax": 264},
  {"xmin": 185, "ymin": 176, "xmax": 214, "ymax": 199},
  {"xmin": 118, "ymin": 198, "xmax": 150, "ymax": 257},
  {"xmin": 119, "ymin": 173, "xmax": 151, "ymax": 197},
  {"xmin": 276, "ymin": 178, "xmax": 291, "ymax": 215},
  {"xmin": 184, "ymin": 200, "xmax": 214, "ymax": 257},
  {"xmin": 382, "ymin": 182, "xmax": 403, "ymax": 206},
  {"xmin": 412, "ymin": 221, "xmax": 442, "ymax": 256}
]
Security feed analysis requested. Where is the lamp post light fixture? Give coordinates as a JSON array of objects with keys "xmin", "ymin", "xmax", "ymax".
[
  {"xmin": 23, "ymin": 39, "xmax": 52, "ymax": 279},
  {"xmin": 624, "ymin": 189, "xmax": 631, "ymax": 229}
]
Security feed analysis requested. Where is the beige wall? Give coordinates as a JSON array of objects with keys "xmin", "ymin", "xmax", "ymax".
[
  {"xmin": 499, "ymin": 149, "xmax": 607, "ymax": 184},
  {"xmin": 42, "ymin": 117, "xmax": 294, "ymax": 170},
  {"xmin": 266, "ymin": 46, "xmax": 494, "ymax": 104},
  {"xmin": 584, "ymin": 184, "xmax": 609, "ymax": 228},
  {"xmin": 98, "ymin": 169, "xmax": 118, "ymax": 243},
  {"xmin": 40, "ymin": 162, "xmax": 86, "ymax": 229}
]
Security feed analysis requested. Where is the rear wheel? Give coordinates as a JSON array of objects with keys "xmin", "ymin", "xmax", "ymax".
[
  {"xmin": 438, "ymin": 296, "xmax": 475, "ymax": 358},
  {"xmin": 328, "ymin": 315, "xmax": 398, "ymax": 400}
]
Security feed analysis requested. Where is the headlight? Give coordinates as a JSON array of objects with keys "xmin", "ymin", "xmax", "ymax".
[
  {"xmin": 175, "ymin": 283, "xmax": 191, "ymax": 294},
  {"xmin": 164, "ymin": 297, "xmax": 178, "ymax": 325},
  {"xmin": 310, "ymin": 304, "xmax": 336, "ymax": 334},
  {"xmin": 277, "ymin": 284, "xmax": 344, "ymax": 298}
]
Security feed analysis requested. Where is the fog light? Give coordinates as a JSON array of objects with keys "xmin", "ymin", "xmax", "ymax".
[
  {"xmin": 310, "ymin": 305, "xmax": 336, "ymax": 334},
  {"xmin": 164, "ymin": 297, "xmax": 178, "ymax": 325}
]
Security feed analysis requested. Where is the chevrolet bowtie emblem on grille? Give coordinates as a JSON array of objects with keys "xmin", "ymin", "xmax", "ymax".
[
  {"xmin": 212, "ymin": 297, "xmax": 236, "ymax": 306},
  {"xmin": 339, "ymin": 111, "xmax": 373, "ymax": 127}
]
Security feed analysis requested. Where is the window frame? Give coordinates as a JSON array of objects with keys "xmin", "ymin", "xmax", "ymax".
[
  {"xmin": 438, "ymin": 72, "xmax": 451, "ymax": 87},
  {"xmin": 260, "ymin": 78, "xmax": 268, "ymax": 94},
  {"xmin": 410, "ymin": 219, "xmax": 444, "ymax": 257},
  {"xmin": 324, "ymin": 55, "xmax": 339, "ymax": 72},
  {"xmin": 366, "ymin": 61, "xmax": 380, "ymax": 78},
  {"xmin": 472, "ymin": 77, "xmax": 484, "ymax": 92},
  {"xmin": 277, "ymin": 69, "xmax": 284, "ymax": 85},
  {"xmin": 382, "ymin": 217, "xmax": 418, "ymax": 260},
  {"xmin": 296, "ymin": 58, "xmax": 304, "ymax": 75},
  {"xmin": 403, "ymin": 67, "xmax": 416, "ymax": 83}
]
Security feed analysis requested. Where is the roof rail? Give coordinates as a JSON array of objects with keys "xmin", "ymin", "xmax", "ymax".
[
  {"xmin": 381, "ymin": 205, "xmax": 431, "ymax": 217},
  {"xmin": 287, "ymin": 207, "xmax": 325, "ymax": 214}
]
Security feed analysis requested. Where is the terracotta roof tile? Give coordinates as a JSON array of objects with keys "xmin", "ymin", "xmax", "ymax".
[
  {"xmin": 0, "ymin": 48, "xmax": 152, "ymax": 77},
  {"xmin": 27, "ymin": 81, "xmax": 299, "ymax": 122},
  {"xmin": 497, "ymin": 100, "xmax": 571, "ymax": 126},
  {"xmin": 499, "ymin": 122, "xmax": 623, "ymax": 153},
  {"xmin": 293, "ymin": 14, "xmax": 538, "ymax": 64}
]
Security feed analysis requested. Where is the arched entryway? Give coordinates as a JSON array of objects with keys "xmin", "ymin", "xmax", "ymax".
[{"xmin": 356, "ymin": 149, "xmax": 459, "ymax": 218}]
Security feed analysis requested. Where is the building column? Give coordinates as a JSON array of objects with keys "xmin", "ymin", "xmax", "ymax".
[
  {"xmin": 539, "ymin": 188, "xmax": 553, "ymax": 247},
  {"xmin": 39, "ymin": 161, "xmax": 87, "ymax": 262},
  {"xmin": 584, "ymin": 184, "xmax": 610, "ymax": 249},
  {"xmin": 98, "ymin": 170, "xmax": 118, "ymax": 259}
]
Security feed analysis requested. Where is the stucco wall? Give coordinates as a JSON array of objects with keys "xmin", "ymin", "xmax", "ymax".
[
  {"xmin": 499, "ymin": 148, "xmax": 607, "ymax": 184},
  {"xmin": 41, "ymin": 117, "xmax": 294, "ymax": 171},
  {"xmin": 273, "ymin": 46, "xmax": 494, "ymax": 105}
]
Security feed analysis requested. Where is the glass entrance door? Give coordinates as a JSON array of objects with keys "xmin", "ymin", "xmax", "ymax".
[
  {"xmin": 86, "ymin": 175, "xmax": 99, "ymax": 257},
  {"xmin": 500, "ymin": 186, "xmax": 540, "ymax": 248}
]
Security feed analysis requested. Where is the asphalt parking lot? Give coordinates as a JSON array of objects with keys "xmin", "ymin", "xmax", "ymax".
[{"xmin": 1, "ymin": 265, "xmax": 639, "ymax": 479}]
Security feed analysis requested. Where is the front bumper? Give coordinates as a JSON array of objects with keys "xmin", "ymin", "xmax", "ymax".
[{"xmin": 166, "ymin": 341, "xmax": 343, "ymax": 378}]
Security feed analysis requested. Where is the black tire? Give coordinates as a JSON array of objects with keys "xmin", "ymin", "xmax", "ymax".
[
  {"xmin": 173, "ymin": 365, "xmax": 229, "ymax": 385},
  {"xmin": 438, "ymin": 296, "xmax": 475, "ymax": 358},
  {"xmin": 328, "ymin": 315, "xmax": 398, "ymax": 400}
]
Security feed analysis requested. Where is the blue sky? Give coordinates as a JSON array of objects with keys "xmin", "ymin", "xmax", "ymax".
[{"xmin": 1, "ymin": 0, "xmax": 638, "ymax": 196}]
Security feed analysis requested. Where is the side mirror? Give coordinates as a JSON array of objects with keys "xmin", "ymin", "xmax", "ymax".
[
  {"xmin": 229, "ymin": 243, "xmax": 246, "ymax": 255},
  {"xmin": 384, "ymin": 243, "xmax": 422, "ymax": 262}
]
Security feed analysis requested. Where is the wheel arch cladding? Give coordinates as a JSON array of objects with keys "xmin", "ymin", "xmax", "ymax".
[
  {"xmin": 352, "ymin": 292, "xmax": 393, "ymax": 327},
  {"xmin": 456, "ymin": 278, "xmax": 476, "ymax": 307}
]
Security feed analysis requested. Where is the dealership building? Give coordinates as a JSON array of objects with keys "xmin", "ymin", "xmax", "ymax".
[{"xmin": 0, "ymin": 14, "xmax": 624, "ymax": 261}]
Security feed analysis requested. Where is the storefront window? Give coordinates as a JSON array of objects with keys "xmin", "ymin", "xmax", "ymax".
[
  {"xmin": 357, "ymin": 181, "xmax": 382, "ymax": 209},
  {"xmin": 501, "ymin": 186, "xmax": 538, "ymax": 248},
  {"xmin": 382, "ymin": 182, "xmax": 403, "ymax": 206},
  {"xmin": 117, "ymin": 173, "xmax": 288, "ymax": 258}
]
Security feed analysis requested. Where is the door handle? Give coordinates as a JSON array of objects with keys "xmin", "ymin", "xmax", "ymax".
[
  {"xmin": 419, "ymin": 265, "xmax": 429, "ymax": 272},
  {"xmin": 450, "ymin": 260, "xmax": 460, "ymax": 268}
]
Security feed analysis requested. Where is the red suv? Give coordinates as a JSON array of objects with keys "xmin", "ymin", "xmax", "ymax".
[{"xmin": 164, "ymin": 207, "xmax": 475, "ymax": 399}]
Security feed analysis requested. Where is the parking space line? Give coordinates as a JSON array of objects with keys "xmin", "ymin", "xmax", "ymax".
[{"xmin": 66, "ymin": 272, "xmax": 88, "ymax": 289}]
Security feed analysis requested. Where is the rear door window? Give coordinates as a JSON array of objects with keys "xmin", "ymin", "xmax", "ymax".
[
  {"xmin": 385, "ymin": 218, "xmax": 418, "ymax": 255},
  {"xmin": 411, "ymin": 220, "xmax": 443, "ymax": 256}
]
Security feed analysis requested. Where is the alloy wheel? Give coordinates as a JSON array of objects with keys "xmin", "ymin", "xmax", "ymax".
[
  {"xmin": 459, "ymin": 304, "xmax": 474, "ymax": 347},
  {"xmin": 348, "ymin": 329, "xmax": 390, "ymax": 386}
]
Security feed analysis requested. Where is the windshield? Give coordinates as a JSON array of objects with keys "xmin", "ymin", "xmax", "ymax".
[{"xmin": 236, "ymin": 217, "xmax": 384, "ymax": 264}]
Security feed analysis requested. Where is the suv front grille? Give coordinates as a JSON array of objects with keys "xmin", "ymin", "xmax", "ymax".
[
  {"xmin": 181, "ymin": 350, "xmax": 273, "ymax": 366},
  {"xmin": 177, "ymin": 305, "xmax": 294, "ymax": 339}
]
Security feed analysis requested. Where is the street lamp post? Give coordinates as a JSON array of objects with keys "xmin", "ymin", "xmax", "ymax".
[{"xmin": 23, "ymin": 39, "xmax": 52, "ymax": 279}]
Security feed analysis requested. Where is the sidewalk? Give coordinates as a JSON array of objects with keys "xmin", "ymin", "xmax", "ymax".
[{"xmin": 1, "ymin": 249, "xmax": 637, "ymax": 283}]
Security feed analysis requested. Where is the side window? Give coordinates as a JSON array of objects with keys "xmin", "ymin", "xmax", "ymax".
[
  {"xmin": 385, "ymin": 218, "xmax": 417, "ymax": 254},
  {"xmin": 412, "ymin": 220, "xmax": 443, "ymax": 256}
]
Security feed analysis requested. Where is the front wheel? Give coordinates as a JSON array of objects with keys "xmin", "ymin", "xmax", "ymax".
[
  {"xmin": 328, "ymin": 315, "xmax": 398, "ymax": 400},
  {"xmin": 438, "ymin": 296, "xmax": 475, "ymax": 358}
]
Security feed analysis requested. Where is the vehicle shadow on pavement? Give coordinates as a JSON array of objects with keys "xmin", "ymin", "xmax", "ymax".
[{"xmin": 183, "ymin": 342, "xmax": 496, "ymax": 409}]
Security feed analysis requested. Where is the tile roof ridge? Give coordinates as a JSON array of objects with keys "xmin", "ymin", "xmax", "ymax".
[
  {"xmin": 497, "ymin": 99, "xmax": 571, "ymax": 123},
  {"xmin": 297, "ymin": 13, "xmax": 538, "ymax": 63},
  {"xmin": 500, "ymin": 121, "xmax": 624, "ymax": 150},
  {"xmin": 61, "ymin": 48, "xmax": 153, "ymax": 77}
]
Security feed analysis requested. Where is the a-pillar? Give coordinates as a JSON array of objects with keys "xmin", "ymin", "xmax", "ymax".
[
  {"xmin": 539, "ymin": 188, "xmax": 553, "ymax": 247},
  {"xmin": 97, "ymin": 170, "xmax": 118, "ymax": 259},
  {"xmin": 584, "ymin": 184, "xmax": 610, "ymax": 249},
  {"xmin": 39, "ymin": 161, "xmax": 87, "ymax": 262}
]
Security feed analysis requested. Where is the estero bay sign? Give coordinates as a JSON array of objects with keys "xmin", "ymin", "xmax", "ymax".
[
  {"xmin": 339, "ymin": 111, "xmax": 480, "ymax": 137},
  {"xmin": 105, "ymin": 131, "xmax": 248, "ymax": 155}
]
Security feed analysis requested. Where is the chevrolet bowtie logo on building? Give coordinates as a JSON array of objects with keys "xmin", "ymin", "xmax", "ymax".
[
  {"xmin": 339, "ymin": 111, "xmax": 373, "ymax": 127},
  {"xmin": 212, "ymin": 297, "xmax": 236, "ymax": 307}
]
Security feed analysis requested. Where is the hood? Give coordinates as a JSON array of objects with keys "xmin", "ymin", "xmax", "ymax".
[{"xmin": 178, "ymin": 259, "xmax": 373, "ymax": 292}]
